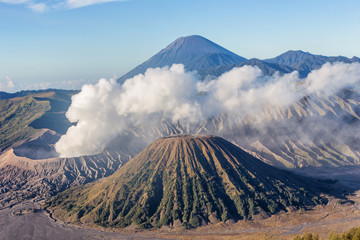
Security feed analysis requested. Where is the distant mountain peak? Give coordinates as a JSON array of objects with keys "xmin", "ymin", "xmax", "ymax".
[
  {"xmin": 284, "ymin": 50, "xmax": 312, "ymax": 55},
  {"xmin": 118, "ymin": 35, "xmax": 246, "ymax": 83},
  {"xmin": 264, "ymin": 50, "xmax": 360, "ymax": 77},
  {"xmin": 160, "ymin": 35, "xmax": 238, "ymax": 56},
  {"xmin": 267, "ymin": 50, "xmax": 315, "ymax": 64},
  {"xmin": 352, "ymin": 56, "xmax": 360, "ymax": 61}
]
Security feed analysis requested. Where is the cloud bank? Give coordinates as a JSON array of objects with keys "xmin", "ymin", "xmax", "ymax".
[
  {"xmin": 0, "ymin": 76, "xmax": 16, "ymax": 92},
  {"xmin": 55, "ymin": 64, "xmax": 202, "ymax": 157},
  {"xmin": 55, "ymin": 62, "xmax": 360, "ymax": 157},
  {"xmin": 0, "ymin": 0, "xmax": 122, "ymax": 12}
]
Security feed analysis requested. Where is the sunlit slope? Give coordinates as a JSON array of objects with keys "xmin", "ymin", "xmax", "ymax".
[
  {"xmin": 48, "ymin": 135, "xmax": 326, "ymax": 229},
  {"xmin": 0, "ymin": 95, "xmax": 50, "ymax": 152},
  {"xmin": 0, "ymin": 90, "xmax": 76, "ymax": 153}
]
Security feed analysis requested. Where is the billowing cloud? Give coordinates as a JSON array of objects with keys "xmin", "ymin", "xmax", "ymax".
[
  {"xmin": 0, "ymin": 75, "xmax": 15, "ymax": 92},
  {"xmin": 55, "ymin": 62, "xmax": 360, "ymax": 157},
  {"xmin": 306, "ymin": 62, "xmax": 360, "ymax": 95},
  {"xmin": 200, "ymin": 66, "xmax": 304, "ymax": 117},
  {"xmin": 6, "ymin": 76, "xmax": 15, "ymax": 88},
  {"xmin": 55, "ymin": 64, "xmax": 202, "ymax": 157},
  {"xmin": 28, "ymin": 2, "xmax": 47, "ymax": 12}
]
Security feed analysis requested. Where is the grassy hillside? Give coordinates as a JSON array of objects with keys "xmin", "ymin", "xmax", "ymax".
[
  {"xmin": 47, "ymin": 135, "xmax": 328, "ymax": 229},
  {"xmin": 0, "ymin": 96, "xmax": 50, "ymax": 152},
  {"xmin": 0, "ymin": 90, "xmax": 75, "ymax": 152}
]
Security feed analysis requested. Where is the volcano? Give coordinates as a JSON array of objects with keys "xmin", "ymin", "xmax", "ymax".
[
  {"xmin": 48, "ymin": 135, "xmax": 327, "ymax": 229},
  {"xmin": 118, "ymin": 35, "xmax": 246, "ymax": 83}
]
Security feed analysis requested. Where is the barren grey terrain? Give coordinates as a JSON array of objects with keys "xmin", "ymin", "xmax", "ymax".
[{"xmin": 0, "ymin": 201, "xmax": 165, "ymax": 240}]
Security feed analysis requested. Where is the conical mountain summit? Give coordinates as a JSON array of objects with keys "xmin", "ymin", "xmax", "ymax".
[
  {"xmin": 158, "ymin": 35, "xmax": 244, "ymax": 59},
  {"xmin": 118, "ymin": 35, "xmax": 246, "ymax": 83},
  {"xmin": 47, "ymin": 135, "xmax": 327, "ymax": 229}
]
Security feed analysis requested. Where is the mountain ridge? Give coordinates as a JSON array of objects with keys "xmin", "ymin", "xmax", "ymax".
[
  {"xmin": 198, "ymin": 58, "xmax": 295, "ymax": 78},
  {"xmin": 265, "ymin": 50, "xmax": 360, "ymax": 77},
  {"xmin": 118, "ymin": 35, "xmax": 360, "ymax": 83}
]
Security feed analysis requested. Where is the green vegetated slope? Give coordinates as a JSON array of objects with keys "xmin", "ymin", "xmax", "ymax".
[
  {"xmin": 0, "ymin": 96, "xmax": 50, "ymax": 152},
  {"xmin": 0, "ymin": 90, "xmax": 75, "ymax": 152},
  {"xmin": 47, "ymin": 135, "xmax": 328, "ymax": 229}
]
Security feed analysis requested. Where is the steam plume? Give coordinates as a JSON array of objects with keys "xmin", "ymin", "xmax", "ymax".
[{"xmin": 55, "ymin": 62, "xmax": 360, "ymax": 157}]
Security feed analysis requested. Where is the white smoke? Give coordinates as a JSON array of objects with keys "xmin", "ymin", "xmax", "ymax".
[
  {"xmin": 306, "ymin": 62, "xmax": 360, "ymax": 95},
  {"xmin": 55, "ymin": 64, "xmax": 202, "ymax": 157},
  {"xmin": 55, "ymin": 62, "xmax": 360, "ymax": 157},
  {"xmin": 201, "ymin": 66, "xmax": 304, "ymax": 117}
]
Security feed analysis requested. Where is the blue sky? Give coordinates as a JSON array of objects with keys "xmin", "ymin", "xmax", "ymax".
[{"xmin": 0, "ymin": 0, "xmax": 359, "ymax": 92}]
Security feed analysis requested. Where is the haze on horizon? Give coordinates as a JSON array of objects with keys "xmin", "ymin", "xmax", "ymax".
[{"xmin": 0, "ymin": 0, "xmax": 359, "ymax": 92}]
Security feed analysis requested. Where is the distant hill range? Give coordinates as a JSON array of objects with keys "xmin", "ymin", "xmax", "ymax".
[
  {"xmin": 0, "ymin": 89, "xmax": 78, "ymax": 100},
  {"xmin": 118, "ymin": 35, "xmax": 360, "ymax": 82},
  {"xmin": 47, "ymin": 135, "xmax": 328, "ymax": 229},
  {"xmin": 264, "ymin": 50, "xmax": 360, "ymax": 77}
]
